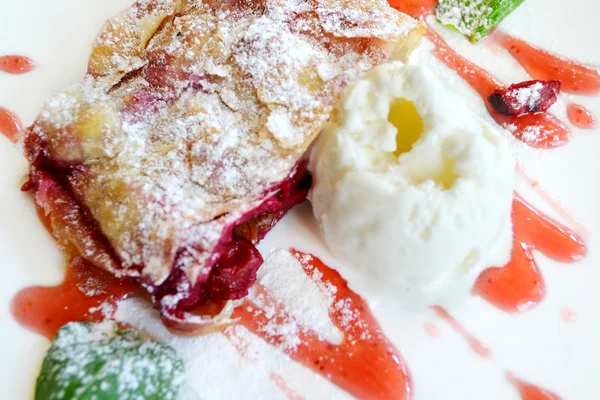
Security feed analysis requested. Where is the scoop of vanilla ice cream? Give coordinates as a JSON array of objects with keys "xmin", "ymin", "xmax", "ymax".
[{"xmin": 309, "ymin": 62, "xmax": 514, "ymax": 299}]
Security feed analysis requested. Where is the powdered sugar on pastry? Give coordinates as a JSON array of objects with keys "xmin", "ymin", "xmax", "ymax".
[{"xmin": 23, "ymin": 0, "xmax": 422, "ymax": 321}]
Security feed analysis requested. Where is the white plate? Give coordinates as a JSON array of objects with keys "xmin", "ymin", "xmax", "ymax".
[{"xmin": 1, "ymin": 0, "xmax": 599, "ymax": 398}]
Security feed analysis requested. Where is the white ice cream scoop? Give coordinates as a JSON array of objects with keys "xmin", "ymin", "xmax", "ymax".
[{"xmin": 309, "ymin": 62, "xmax": 514, "ymax": 303}]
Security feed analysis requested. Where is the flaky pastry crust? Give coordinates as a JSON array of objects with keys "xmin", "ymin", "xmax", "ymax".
[{"xmin": 23, "ymin": 0, "xmax": 422, "ymax": 327}]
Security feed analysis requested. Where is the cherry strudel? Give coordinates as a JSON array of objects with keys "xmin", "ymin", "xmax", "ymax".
[{"xmin": 22, "ymin": 0, "xmax": 422, "ymax": 332}]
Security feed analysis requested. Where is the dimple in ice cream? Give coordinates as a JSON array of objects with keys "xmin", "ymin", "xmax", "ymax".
[{"xmin": 309, "ymin": 62, "xmax": 514, "ymax": 302}]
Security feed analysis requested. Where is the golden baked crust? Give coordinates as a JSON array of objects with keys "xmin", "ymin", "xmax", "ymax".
[{"xmin": 24, "ymin": 0, "xmax": 421, "ymax": 322}]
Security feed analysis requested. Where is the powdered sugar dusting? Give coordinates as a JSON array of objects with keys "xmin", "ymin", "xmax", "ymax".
[
  {"xmin": 436, "ymin": 0, "xmax": 495, "ymax": 38},
  {"xmin": 513, "ymin": 81, "xmax": 544, "ymax": 110},
  {"xmin": 88, "ymin": 302, "xmax": 116, "ymax": 320},
  {"xmin": 253, "ymin": 249, "xmax": 342, "ymax": 345},
  {"xmin": 78, "ymin": 275, "xmax": 107, "ymax": 297},
  {"xmin": 115, "ymin": 298, "xmax": 349, "ymax": 399},
  {"xmin": 114, "ymin": 248, "xmax": 376, "ymax": 398},
  {"xmin": 39, "ymin": 321, "xmax": 185, "ymax": 400},
  {"xmin": 504, "ymin": 121, "xmax": 563, "ymax": 146},
  {"xmin": 25, "ymin": 0, "xmax": 420, "ymax": 293},
  {"xmin": 295, "ymin": 253, "xmax": 371, "ymax": 343}
]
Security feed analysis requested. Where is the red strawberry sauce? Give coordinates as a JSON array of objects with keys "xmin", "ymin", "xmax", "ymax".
[
  {"xmin": 567, "ymin": 103, "xmax": 596, "ymax": 129},
  {"xmin": 11, "ymin": 257, "xmax": 141, "ymax": 340},
  {"xmin": 0, "ymin": 107, "xmax": 22, "ymax": 141},
  {"xmin": 235, "ymin": 250, "xmax": 412, "ymax": 400},
  {"xmin": 474, "ymin": 194, "xmax": 586, "ymax": 312},
  {"xmin": 0, "ymin": 55, "xmax": 36, "ymax": 74},
  {"xmin": 507, "ymin": 372, "xmax": 563, "ymax": 400},
  {"xmin": 389, "ymin": 0, "xmax": 600, "ymax": 147},
  {"xmin": 493, "ymin": 31, "xmax": 600, "ymax": 96},
  {"xmin": 425, "ymin": 29, "xmax": 571, "ymax": 148}
]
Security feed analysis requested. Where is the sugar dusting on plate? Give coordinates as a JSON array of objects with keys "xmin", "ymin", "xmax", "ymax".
[{"xmin": 115, "ymin": 249, "xmax": 351, "ymax": 399}]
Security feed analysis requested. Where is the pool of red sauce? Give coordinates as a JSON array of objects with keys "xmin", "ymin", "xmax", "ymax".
[
  {"xmin": 233, "ymin": 250, "xmax": 412, "ymax": 400},
  {"xmin": 388, "ymin": 0, "xmax": 436, "ymax": 17},
  {"xmin": 389, "ymin": 0, "xmax": 437, "ymax": 19},
  {"xmin": 0, "ymin": 55, "xmax": 36, "ymax": 75},
  {"xmin": 11, "ymin": 256, "xmax": 141, "ymax": 340},
  {"xmin": 11, "ymin": 208, "xmax": 142, "ymax": 340},
  {"xmin": 567, "ymin": 103, "xmax": 596, "ymax": 129},
  {"xmin": 474, "ymin": 194, "xmax": 587, "ymax": 312},
  {"xmin": 0, "ymin": 107, "xmax": 22, "ymax": 142}
]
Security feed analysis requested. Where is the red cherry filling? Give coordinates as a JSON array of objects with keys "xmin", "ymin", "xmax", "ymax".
[
  {"xmin": 156, "ymin": 161, "xmax": 311, "ymax": 318},
  {"xmin": 153, "ymin": 238, "xmax": 263, "ymax": 320},
  {"xmin": 205, "ymin": 238, "xmax": 264, "ymax": 301},
  {"xmin": 23, "ymin": 121, "xmax": 311, "ymax": 326},
  {"xmin": 488, "ymin": 80, "xmax": 560, "ymax": 117}
]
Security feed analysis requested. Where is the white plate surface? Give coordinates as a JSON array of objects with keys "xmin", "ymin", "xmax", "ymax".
[{"xmin": 1, "ymin": 0, "xmax": 599, "ymax": 399}]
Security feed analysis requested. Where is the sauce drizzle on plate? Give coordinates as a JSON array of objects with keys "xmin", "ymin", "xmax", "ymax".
[
  {"xmin": 389, "ymin": 2, "xmax": 600, "ymax": 148},
  {"xmin": 506, "ymin": 372, "xmax": 563, "ymax": 400},
  {"xmin": 432, "ymin": 306, "xmax": 492, "ymax": 358},
  {"xmin": 234, "ymin": 250, "xmax": 412, "ymax": 400},
  {"xmin": 494, "ymin": 32, "xmax": 600, "ymax": 96},
  {"xmin": 11, "ymin": 257, "xmax": 140, "ymax": 340},
  {"xmin": 474, "ymin": 194, "xmax": 586, "ymax": 312},
  {"xmin": 0, "ymin": 107, "xmax": 22, "ymax": 141},
  {"xmin": 567, "ymin": 103, "xmax": 596, "ymax": 129},
  {"xmin": 0, "ymin": 55, "xmax": 36, "ymax": 75},
  {"xmin": 426, "ymin": 29, "xmax": 571, "ymax": 148}
]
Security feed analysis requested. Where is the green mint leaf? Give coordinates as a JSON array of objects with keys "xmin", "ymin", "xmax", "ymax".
[
  {"xmin": 436, "ymin": 0, "xmax": 526, "ymax": 42},
  {"xmin": 35, "ymin": 322, "xmax": 186, "ymax": 400}
]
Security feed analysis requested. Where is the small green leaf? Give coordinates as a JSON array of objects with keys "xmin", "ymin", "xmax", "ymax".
[
  {"xmin": 436, "ymin": 0, "xmax": 526, "ymax": 42},
  {"xmin": 35, "ymin": 322, "xmax": 186, "ymax": 400}
]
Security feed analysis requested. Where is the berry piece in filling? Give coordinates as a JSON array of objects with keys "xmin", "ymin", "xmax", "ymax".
[{"xmin": 488, "ymin": 80, "xmax": 561, "ymax": 116}]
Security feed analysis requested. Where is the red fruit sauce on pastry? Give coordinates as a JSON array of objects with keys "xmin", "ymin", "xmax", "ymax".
[
  {"xmin": 0, "ymin": 107, "xmax": 22, "ymax": 141},
  {"xmin": 493, "ymin": 32, "xmax": 600, "ymax": 96},
  {"xmin": 0, "ymin": 55, "xmax": 36, "ymax": 74},
  {"xmin": 567, "ymin": 103, "xmax": 596, "ymax": 129},
  {"xmin": 506, "ymin": 372, "xmax": 563, "ymax": 400},
  {"xmin": 474, "ymin": 194, "xmax": 586, "ymax": 312},
  {"xmin": 11, "ymin": 257, "xmax": 141, "ymax": 340},
  {"xmin": 234, "ymin": 250, "xmax": 412, "ymax": 400},
  {"xmin": 431, "ymin": 306, "xmax": 492, "ymax": 359}
]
